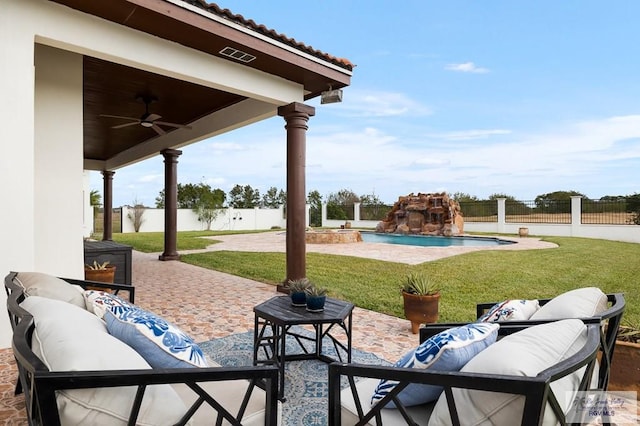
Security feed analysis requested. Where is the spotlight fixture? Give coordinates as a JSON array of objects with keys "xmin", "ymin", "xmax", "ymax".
[{"xmin": 320, "ymin": 85, "xmax": 343, "ymax": 104}]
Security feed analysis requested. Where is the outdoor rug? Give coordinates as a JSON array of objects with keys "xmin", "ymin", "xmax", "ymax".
[{"xmin": 199, "ymin": 326, "xmax": 391, "ymax": 426}]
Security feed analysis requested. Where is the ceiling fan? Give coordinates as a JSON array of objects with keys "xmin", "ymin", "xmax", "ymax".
[{"xmin": 100, "ymin": 95, "xmax": 192, "ymax": 136}]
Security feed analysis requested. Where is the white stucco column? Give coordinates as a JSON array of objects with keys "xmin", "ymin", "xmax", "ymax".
[
  {"xmin": 571, "ymin": 196, "xmax": 582, "ymax": 236},
  {"xmin": 354, "ymin": 202, "xmax": 361, "ymax": 222},
  {"xmin": 0, "ymin": 8, "xmax": 36, "ymax": 348},
  {"xmin": 497, "ymin": 198, "xmax": 506, "ymax": 233}
]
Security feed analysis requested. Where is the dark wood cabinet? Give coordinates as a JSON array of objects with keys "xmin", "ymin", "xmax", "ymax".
[{"xmin": 84, "ymin": 240, "xmax": 132, "ymax": 285}]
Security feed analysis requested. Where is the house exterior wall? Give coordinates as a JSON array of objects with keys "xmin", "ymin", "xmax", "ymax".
[
  {"xmin": 34, "ymin": 44, "xmax": 85, "ymax": 277},
  {"xmin": 0, "ymin": 0, "xmax": 307, "ymax": 348}
]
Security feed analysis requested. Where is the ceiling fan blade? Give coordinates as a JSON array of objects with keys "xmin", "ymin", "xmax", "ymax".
[
  {"xmin": 146, "ymin": 113, "xmax": 162, "ymax": 121},
  {"xmin": 112, "ymin": 121, "xmax": 140, "ymax": 129},
  {"xmin": 154, "ymin": 121, "xmax": 192, "ymax": 129},
  {"xmin": 151, "ymin": 124, "xmax": 166, "ymax": 136},
  {"xmin": 100, "ymin": 114, "xmax": 139, "ymax": 121}
]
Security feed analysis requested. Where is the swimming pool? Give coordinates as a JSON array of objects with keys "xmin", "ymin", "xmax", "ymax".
[{"xmin": 360, "ymin": 232, "xmax": 515, "ymax": 247}]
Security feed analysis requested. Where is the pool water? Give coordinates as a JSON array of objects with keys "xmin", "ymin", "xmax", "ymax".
[{"xmin": 360, "ymin": 232, "xmax": 515, "ymax": 247}]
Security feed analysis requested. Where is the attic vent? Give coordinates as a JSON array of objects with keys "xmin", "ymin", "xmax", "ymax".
[{"xmin": 219, "ymin": 47, "xmax": 256, "ymax": 63}]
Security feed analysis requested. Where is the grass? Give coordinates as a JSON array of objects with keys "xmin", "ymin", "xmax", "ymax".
[{"xmin": 113, "ymin": 231, "xmax": 640, "ymax": 325}]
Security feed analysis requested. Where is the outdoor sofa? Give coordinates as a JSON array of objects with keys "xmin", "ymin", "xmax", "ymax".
[
  {"xmin": 5, "ymin": 271, "xmax": 280, "ymax": 426},
  {"xmin": 328, "ymin": 287, "xmax": 626, "ymax": 425}
]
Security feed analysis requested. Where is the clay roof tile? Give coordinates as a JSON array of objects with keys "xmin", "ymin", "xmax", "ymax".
[{"xmin": 180, "ymin": 0, "xmax": 354, "ymax": 71}]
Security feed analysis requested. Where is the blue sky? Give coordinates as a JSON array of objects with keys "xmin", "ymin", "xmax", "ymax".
[{"xmin": 94, "ymin": 1, "xmax": 640, "ymax": 206}]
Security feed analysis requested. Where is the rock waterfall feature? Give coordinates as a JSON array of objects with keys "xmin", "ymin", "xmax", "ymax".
[{"xmin": 376, "ymin": 193, "xmax": 464, "ymax": 236}]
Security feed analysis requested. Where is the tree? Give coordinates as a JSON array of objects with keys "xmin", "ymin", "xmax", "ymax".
[
  {"xmin": 228, "ymin": 184, "xmax": 261, "ymax": 208},
  {"xmin": 450, "ymin": 192, "xmax": 479, "ymax": 202},
  {"xmin": 534, "ymin": 190, "xmax": 585, "ymax": 212},
  {"xmin": 193, "ymin": 186, "xmax": 225, "ymax": 230},
  {"xmin": 155, "ymin": 183, "xmax": 226, "ymax": 209},
  {"xmin": 359, "ymin": 191, "xmax": 387, "ymax": 220},
  {"xmin": 89, "ymin": 190, "xmax": 102, "ymax": 228},
  {"xmin": 261, "ymin": 186, "xmax": 287, "ymax": 208},
  {"xmin": 326, "ymin": 189, "xmax": 360, "ymax": 221},
  {"xmin": 89, "ymin": 190, "xmax": 102, "ymax": 207},
  {"xmin": 488, "ymin": 193, "xmax": 517, "ymax": 201},
  {"xmin": 126, "ymin": 199, "xmax": 146, "ymax": 232},
  {"xmin": 307, "ymin": 189, "xmax": 322, "ymax": 227}
]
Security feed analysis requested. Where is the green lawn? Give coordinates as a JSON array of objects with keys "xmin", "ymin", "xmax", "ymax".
[
  {"xmin": 113, "ymin": 232, "xmax": 639, "ymax": 326},
  {"xmin": 108, "ymin": 229, "xmax": 271, "ymax": 252}
]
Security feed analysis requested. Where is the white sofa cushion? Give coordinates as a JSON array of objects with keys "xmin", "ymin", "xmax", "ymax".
[
  {"xmin": 172, "ymin": 377, "xmax": 283, "ymax": 426},
  {"xmin": 371, "ymin": 323, "xmax": 499, "ymax": 407},
  {"xmin": 478, "ymin": 299, "xmax": 540, "ymax": 322},
  {"xmin": 342, "ymin": 377, "xmax": 436, "ymax": 426},
  {"xmin": 15, "ymin": 272, "xmax": 85, "ymax": 308},
  {"xmin": 105, "ymin": 307, "xmax": 208, "ymax": 368},
  {"xmin": 530, "ymin": 287, "xmax": 608, "ymax": 320},
  {"xmin": 19, "ymin": 296, "xmax": 189, "ymax": 426},
  {"xmin": 428, "ymin": 319, "xmax": 589, "ymax": 426}
]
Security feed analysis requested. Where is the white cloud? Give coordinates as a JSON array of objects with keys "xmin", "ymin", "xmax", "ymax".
[
  {"xmin": 331, "ymin": 90, "xmax": 432, "ymax": 117},
  {"xmin": 445, "ymin": 62, "xmax": 490, "ymax": 73},
  {"xmin": 427, "ymin": 129, "xmax": 512, "ymax": 141},
  {"xmin": 100, "ymin": 114, "xmax": 640, "ymax": 206}
]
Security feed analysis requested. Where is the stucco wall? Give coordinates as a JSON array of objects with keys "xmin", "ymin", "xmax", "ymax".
[{"xmin": 120, "ymin": 206, "xmax": 291, "ymax": 233}]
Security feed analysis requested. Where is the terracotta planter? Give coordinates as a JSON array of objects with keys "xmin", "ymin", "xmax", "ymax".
[
  {"xmin": 609, "ymin": 340, "xmax": 640, "ymax": 393},
  {"xmin": 518, "ymin": 227, "xmax": 529, "ymax": 237},
  {"xmin": 402, "ymin": 291, "xmax": 440, "ymax": 334},
  {"xmin": 84, "ymin": 265, "xmax": 116, "ymax": 284}
]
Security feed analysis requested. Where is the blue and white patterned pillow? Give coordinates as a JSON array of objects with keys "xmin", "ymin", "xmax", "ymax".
[
  {"xmin": 104, "ymin": 308, "xmax": 208, "ymax": 368},
  {"xmin": 371, "ymin": 322, "xmax": 499, "ymax": 408},
  {"xmin": 478, "ymin": 299, "xmax": 540, "ymax": 322},
  {"xmin": 84, "ymin": 290, "xmax": 134, "ymax": 319}
]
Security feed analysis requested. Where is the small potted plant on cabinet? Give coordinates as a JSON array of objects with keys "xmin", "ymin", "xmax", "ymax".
[
  {"xmin": 84, "ymin": 260, "xmax": 116, "ymax": 284},
  {"xmin": 401, "ymin": 271, "xmax": 440, "ymax": 334},
  {"xmin": 286, "ymin": 278, "xmax": 312, "ymax": 307},
  {"xmin": 305, "ymin": 284, "xmax": 328, "ymax": 313}
]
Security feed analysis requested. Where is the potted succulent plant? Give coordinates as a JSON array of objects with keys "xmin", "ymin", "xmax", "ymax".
[
  {"xmin": 401, "ymin": 271, "xmax": 440, "ymax": 334},
  {"xmin": 84, "ymin": 260, "xmax": 116, "ymax": 284},
  {"xmin": 305, "ymin": 284, "xmax": 328, "ymax": 312},
  {"xmin": 286, "ymin": 278, "xmax": 312, "ymax": 307}
]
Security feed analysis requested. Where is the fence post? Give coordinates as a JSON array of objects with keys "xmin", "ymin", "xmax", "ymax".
[
  {"xmin": 571, "ymin": 196, "xmax": 582, "ymax": 236},
  {"xmin": 354, "ymin": 202, "xmax": 361, "ymax": 222},
  {"xmin": 306, "ymin": 204, "xmax": 311, "ymax": 227},
  {"xmin": 322, "ymin": 202, "xmax": 328, "ymax": 225},
  {"xmin": 497, "ymin": 198, "xmax": 506, "ymax": 233}
]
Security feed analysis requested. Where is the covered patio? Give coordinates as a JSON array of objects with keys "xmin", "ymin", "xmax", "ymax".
[
  {"xmin": 0, "ymin": 251, "xmax": 418, "ymax": 423},
  {"xmin": 0, "ymin": 0, "xmax": 352, "ymax": 348}
]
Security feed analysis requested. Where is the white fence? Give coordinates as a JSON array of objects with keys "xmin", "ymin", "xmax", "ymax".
[
  {"xmin": 321, "ymin": 197, "xmax": 640, "ymax": 244},
  {"xmin": 120, "ymin": 206, "xmax": 304, "ymax": 233}
]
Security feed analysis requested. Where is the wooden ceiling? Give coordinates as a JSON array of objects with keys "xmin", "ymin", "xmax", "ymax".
[{"xmin": 83, "ymin": 56, "xmax": 245, "ymax": 161}]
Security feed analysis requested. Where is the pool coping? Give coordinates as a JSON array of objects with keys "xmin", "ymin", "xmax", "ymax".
[{"xmin": 189, "ymin": 231, "xmax": 558, "ymax": 265}]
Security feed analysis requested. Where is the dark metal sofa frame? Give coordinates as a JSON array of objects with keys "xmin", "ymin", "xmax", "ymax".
[
  {"xmin": 329, "ymin": 322, "xmax": 602, "ymax": 426},
  {"xmin": 5, "ymin": 272, "xmax": 279, "ymax": 426}
]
